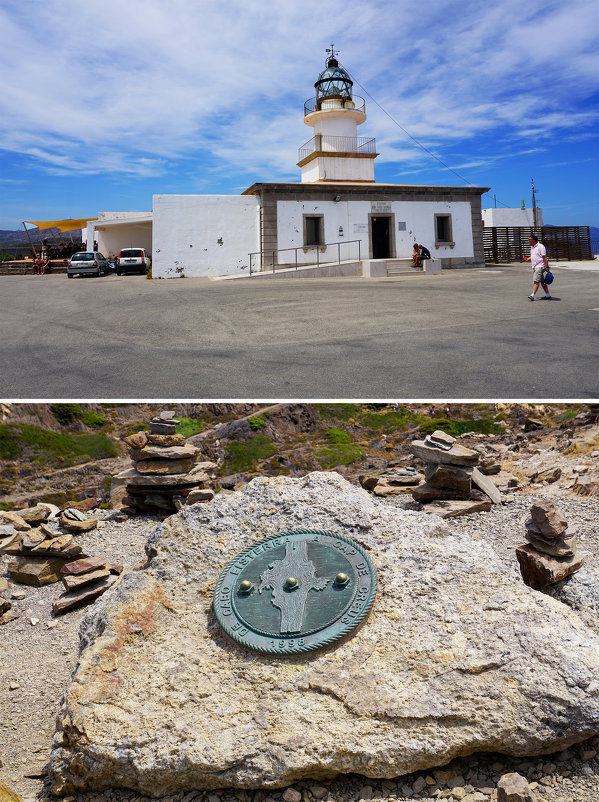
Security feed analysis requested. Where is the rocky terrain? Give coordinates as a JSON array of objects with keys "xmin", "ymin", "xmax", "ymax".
[{"xmin": 1, "ymin": 403, "xmax": 598, "ymax": 802}]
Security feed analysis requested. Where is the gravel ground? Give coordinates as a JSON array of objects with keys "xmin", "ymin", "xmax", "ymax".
[{"xmin": 1, "ymin": 493, "xmax": 599, "ymax": 802}]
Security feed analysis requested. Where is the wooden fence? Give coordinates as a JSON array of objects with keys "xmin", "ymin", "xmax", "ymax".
[{"xmin": 483, "ymin": 226, "xmax": 592, "ymax": 263}]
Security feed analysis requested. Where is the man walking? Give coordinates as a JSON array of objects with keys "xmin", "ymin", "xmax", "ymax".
[{"xmin": 528, "ymin": 234, "xmax": 551, "ymax": 301}]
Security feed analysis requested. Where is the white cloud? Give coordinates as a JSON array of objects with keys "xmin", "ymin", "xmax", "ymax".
[{"xmin": 0, "ymin": 0, "xmax": 597, "ymax": 180}]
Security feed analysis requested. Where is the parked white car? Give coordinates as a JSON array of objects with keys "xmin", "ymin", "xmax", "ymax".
[{"xmin": 116, "ymin": 248, "xmax": 151, "ymax": 275}]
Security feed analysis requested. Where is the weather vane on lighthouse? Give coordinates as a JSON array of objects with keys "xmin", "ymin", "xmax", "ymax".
[{"xmin": 326, "ymin": 43, "xmax": 339, "ymax": 63}]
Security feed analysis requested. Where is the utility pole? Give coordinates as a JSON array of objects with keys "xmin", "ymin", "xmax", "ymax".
[{"xmin": 531, "ymin": 178, "xmax": 538, "ymax": 228}]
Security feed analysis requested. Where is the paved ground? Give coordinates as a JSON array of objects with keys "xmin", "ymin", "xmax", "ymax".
[{"xmin": 1, "ymin": 263, "xmax": 598, "ymax": 399}]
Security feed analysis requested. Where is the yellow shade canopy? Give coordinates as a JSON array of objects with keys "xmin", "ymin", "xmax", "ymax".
[{"xmin": 24, "ymin": 217, "xmax": 97, "ymax": 233}]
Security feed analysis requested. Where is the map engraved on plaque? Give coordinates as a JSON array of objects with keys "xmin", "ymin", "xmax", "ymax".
[
  {"xmin": 213, "ymin": 530, "xmax": 377, "ymax": 655},
  {"xmin": 258, "ymin": 540, "xmax": 330, "ymax": 633}
]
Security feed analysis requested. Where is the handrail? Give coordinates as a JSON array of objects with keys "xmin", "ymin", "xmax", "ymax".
[{"xmin": 248, "ymin": 240, "xmax": 363, "ymax": 276}]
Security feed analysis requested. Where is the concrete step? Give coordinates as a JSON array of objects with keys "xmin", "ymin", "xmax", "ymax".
[{"xmin": 386, "ymin": 258, "xmax": 423, "ymax": 277}]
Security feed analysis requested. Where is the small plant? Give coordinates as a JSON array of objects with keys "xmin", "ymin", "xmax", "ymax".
[
  {"xmin": 122, "ymin": 422, "xmax": 150, "ymax": 437},
  {"xmin": 102, "ymin": 476, "xmax": 113, "ymax": 490},
  {"xmin": 0, "ymin": 254, "xmax": 15, "ymax": 262},
  {"xmin": 223, "ymin": 434, "xmax": 275, "ymax": 473},
  {"xmin": 80, "ymin": 410, "xmax": 107, "ymax": 428},
  {"xmin": 248, "ymin": 416, "xmax": 265, "ymax": 430},
  {"xmin": 50, "ymin": 403, "xmax": 82, "ymax": 425},
  {"xmin": 418, "ymin": 417, "xmax": 501, "ymax": 437},
  {"xmin": 316, "ymin": 403, "xmax": 362, "ymax": 421},
  {"xmin": 326, "ymin": 428, "xmax": 351, "ymax": 444},
  {"xmin": 176, "ymin": 417, "xmax": 204, "ymax": 438},
  {"xmin": 0, "ymin": 501, "xmax": 12, "ymax": 511},
  {"xmin": 315, "ymin": 428, "xmax": 361, "ymax": 469}
]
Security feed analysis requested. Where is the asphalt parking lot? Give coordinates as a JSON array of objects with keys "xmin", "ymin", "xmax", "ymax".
[{"xmin": 1, "ymin": 264, "xmax": 598, "ymax": 399}]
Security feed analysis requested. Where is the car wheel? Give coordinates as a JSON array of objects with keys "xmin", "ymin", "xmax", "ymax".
[
  {"xmin": 67, "ymin": 273, "xmax": 73, "ymax": 279},
  {"xmin": 116, "ymin": 269, "xmax": 121, "ymax": 276}
]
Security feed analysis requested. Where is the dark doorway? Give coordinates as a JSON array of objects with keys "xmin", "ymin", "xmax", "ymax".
[{"xmin": 371, "ymin": 216, "xmax": 391, "ymax": 258}]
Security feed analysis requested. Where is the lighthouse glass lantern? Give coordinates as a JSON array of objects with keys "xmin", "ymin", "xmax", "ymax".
[{"xmin": 298, "ymin": 47, "xmax": 377, "ymax": 183}]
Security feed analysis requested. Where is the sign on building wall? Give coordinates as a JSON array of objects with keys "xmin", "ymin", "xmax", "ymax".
[
  {"xmin": 353, "ymin": 223, "xmax": 368, "ymax": 233},
  {"xmin": 371, "ymin": 202, "xmax": 392, "ymax": 213}
]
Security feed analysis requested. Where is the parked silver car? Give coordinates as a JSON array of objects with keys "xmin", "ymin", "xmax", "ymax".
[
  {"xmin": 116, "ymin": 248, "xmax": 151, "ymax": 275},
  {"xmin": 67, "ymin": 252, "xmax": 110, "ymax": 278}
]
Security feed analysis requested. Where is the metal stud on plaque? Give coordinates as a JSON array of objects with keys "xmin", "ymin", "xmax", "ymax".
[{"xmin": 213, "ymin": 530, "xmax": 377, "ymax": 655}]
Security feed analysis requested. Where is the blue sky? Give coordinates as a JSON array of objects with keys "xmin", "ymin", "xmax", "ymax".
[{"xmin": 1, "ymin": 0, "xmax": 598, "ymax": 229}]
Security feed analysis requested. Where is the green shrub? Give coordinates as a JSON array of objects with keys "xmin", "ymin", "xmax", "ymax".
[
  {"xmin": 248, "ymin": 416, "xmax": 265, "ymax": 430},
  {"xmin": 315, "ymin": 443, "xmax": 362, "ymax": 469},
  {"xmin": 224, "ymin": 434, "xmax": 275, "ymax": 473},
  {"xmin": 0, "ymin": 501, "xmax": 12, "ymax": 511},
  {"xmin": 102, "ymin": 476, "xmax": 113, "ymax": 490},
  {"xmin": 359, "ymin": 407, "xmax": 419, "ymax": 432},
  {"xmin": 316, "ymin": 403, "xmax": 362, "ymax": 421},
  {"xmin": 176, "ymin": 417, "xmax": 204, "ymax": 438},
  {"xmin": 418, "ymin": 418, "xmax": 501, "ymax": 437},
  {"xmin": 326, "ymin": 428, "xmax": 351, "ymax": 444},
  {"xmin": 0, "ymin": 423, "xmax": 118, "ymax": 467},
  {"xmin": 0, "ymin": 254, "xmax": 15, "ymax": 262},
  {"xmin": 50, "ymin": 403, "xmax": 82, "ymax": 425},
  {"xmin": 122, "ymin": 422, "xmax": 150, "ymax": 437},
  {"xmin": 80, "ymin": 410, "xmax": 107, "ymax": 428}
]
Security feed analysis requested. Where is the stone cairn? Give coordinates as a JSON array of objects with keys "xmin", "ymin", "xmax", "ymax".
[
  {"xmin": 516, "ymin": 500, "xmax": 583, "ymax": 590},
  {"xmin": 0, "ymin": 504, "xmax": 122, "ymax": 619},
  {"xmin": 409, "ymin": 430, "xmax": 502, "ymax": 518},
  {"xmin": 117, "ymin": 410, "xmax": 217, "ymax": 516}
]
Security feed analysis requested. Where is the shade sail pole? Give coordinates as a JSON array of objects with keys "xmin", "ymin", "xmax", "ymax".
[{"xmin": 22, "ymin": 222, "xmax": 37, "ymax": 257}]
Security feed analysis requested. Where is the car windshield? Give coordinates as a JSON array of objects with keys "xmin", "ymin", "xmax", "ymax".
[
  {"xmin": 120, "ymin": 249, "xmax": 143, "ymax": 257},
  {"xmin": 72, "ymin": 253, "xmax": 95, "ymax": 261}
]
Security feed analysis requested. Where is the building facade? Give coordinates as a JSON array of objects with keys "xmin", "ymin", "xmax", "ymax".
[{"xmin": 86, "ymin": 52, "xmax": 489, "ymax": 278}]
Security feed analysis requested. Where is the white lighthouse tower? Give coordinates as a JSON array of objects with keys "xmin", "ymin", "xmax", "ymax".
[{"xmin": 298, "ymin": 46, "xmax": 377, "ymax": 183}]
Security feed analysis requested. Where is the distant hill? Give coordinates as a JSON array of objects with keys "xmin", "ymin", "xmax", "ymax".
[{"xmin": 0, "ymin": 228, "xmax": 82, "ymax": 249}]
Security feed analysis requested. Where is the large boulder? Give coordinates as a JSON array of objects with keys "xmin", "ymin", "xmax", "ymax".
[{"xmin": 50, "ymin": 473, "xmax": 599, "ymax": 796}]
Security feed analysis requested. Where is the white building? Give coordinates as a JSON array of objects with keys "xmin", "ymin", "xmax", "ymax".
[
  {"xmin": 482, "ymin": 207, "xmax": 543, "ymax": 228},
  {"xmin": 86, "ymin": 52, "xmax": 489, "ymax": 278}
]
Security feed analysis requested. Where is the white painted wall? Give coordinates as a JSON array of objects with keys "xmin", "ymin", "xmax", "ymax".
[
  {"xmin": 301, "ymin": 155, "xmax": 375, "ymax": 183},
  {"xmin": 93, "ymin": 222, "xmax": 152, "ymax": 258},
  {"xmin": 276, "ymin": 200, "xmax": 474, "ymax": 264},
  {"xmin": 312, "ymin": 114, "xmax": 359, "ymax": 138},
  {"xmin": 482, "ymin": 207, "xmax": 543, "ymax": 227},
  {"xmin": 152, "ymin": 195, "xmax": 260, "ymax": 278}
]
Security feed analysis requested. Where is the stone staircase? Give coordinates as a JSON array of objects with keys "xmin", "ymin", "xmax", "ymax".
[{"xmin": 384, "ymin": 258, "xmax": 423, "ymax": 277}]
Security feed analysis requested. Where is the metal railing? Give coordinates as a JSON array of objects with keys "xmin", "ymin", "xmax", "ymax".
[
  {"xmin": 304, "ymin": 95, "xmax": 366, "ymax": 117},
  {"xmin": 248, "ymin": 240, "xmax": 363, "ymax": 275},
  {"xmin": 298, "ymin": 134, "xmax": 376, "ymax": 162}
]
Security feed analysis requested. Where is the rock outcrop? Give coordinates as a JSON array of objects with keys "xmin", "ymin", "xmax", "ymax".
[{"xmin": 50, "ymin": 473, "xmax": 599, "ymax": 796}]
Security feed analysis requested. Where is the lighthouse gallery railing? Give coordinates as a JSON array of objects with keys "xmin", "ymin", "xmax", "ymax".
[{"xmin": 298, "ymin": 135, "xmax": 376, "ymax": 162}]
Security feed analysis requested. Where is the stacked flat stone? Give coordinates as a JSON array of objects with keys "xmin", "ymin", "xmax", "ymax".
[
  {"xmin": 409, "ymin": 430, "xmax": 501, "ymax": 517},
  {"xmin": 53, "ymin": 556, "xmax": 123, "ymax": 615},
  {"xmin": 516, "ymin": 500, "xmax": 583, "ymax": 590},
  {"xmin": 118, "ymin": 411, "xmax": 215, "ymax": 515},
  {"xmin": 1, "ymin": 505, "xmax": 100, "ymax": 587}
]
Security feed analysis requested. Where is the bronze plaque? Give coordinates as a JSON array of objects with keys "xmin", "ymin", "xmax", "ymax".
[{"xmin": 213, "ymin": 529, "xmax": 377, "ymax": 655}]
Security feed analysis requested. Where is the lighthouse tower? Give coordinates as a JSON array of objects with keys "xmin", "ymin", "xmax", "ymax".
[{"xmin": 298, "ymin": 47, "xmax": 377, "ymax": 183}]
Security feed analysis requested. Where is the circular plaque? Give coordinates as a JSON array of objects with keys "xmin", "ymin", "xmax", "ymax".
[{"xmin": 213, "ymin": 529, "xmax": 377, "ymax": 655}]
